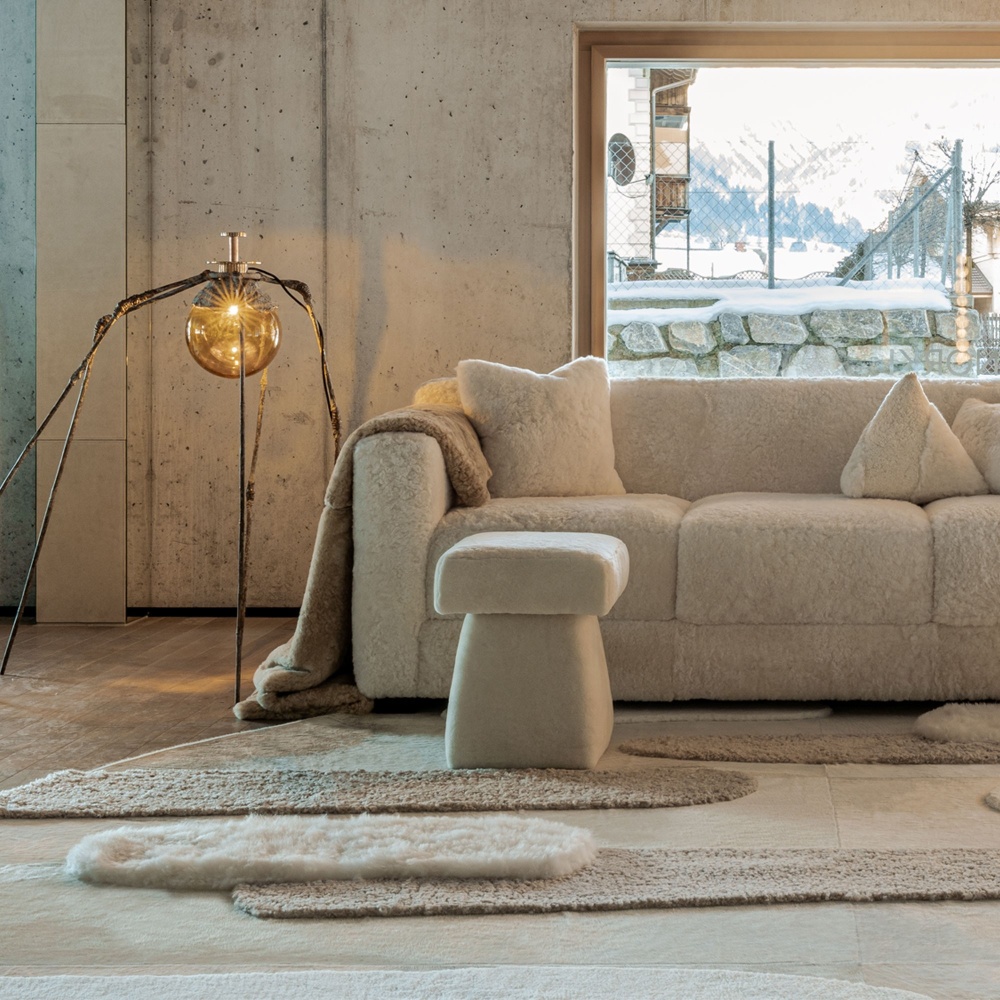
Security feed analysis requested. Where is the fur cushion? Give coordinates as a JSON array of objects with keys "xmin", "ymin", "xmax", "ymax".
[
  {"xmin": 413, "ymin": 377, "xmax": 463, "ymax": 408},
  {"xmin": 952, "ymin": 397, "xmax": 1000, "ymax": 492},
  {"xmin": 457, "ymin": 357, "xmax": 625, "ymax": 498},
  {"xmin": 840, "ymin": 372, "xmax": 987, "ymax": 504}
]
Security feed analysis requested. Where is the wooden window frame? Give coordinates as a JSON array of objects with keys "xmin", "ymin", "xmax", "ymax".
[{"xmin": 575, "ymin": 26, "xmax": 1000, "ymax": 358}]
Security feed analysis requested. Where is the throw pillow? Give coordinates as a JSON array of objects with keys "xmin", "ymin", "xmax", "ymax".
[
  {"xmin": 840, "ymin": 372, "xmax": 988, "ymax": 503},
  {"xmin": 412, "ymin": 377, "xmax": 462, "ymax": 408},
  {"xmin": 456, "ymin": 356, "xmax": 626, "ymax": 498},
  {"xmin": 952, "ymin": 397, "xmax": 1000, "ymax": 492}
]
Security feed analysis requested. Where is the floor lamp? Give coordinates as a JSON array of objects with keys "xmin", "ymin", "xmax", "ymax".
[{"xmin": 0, "ymin": 232, "xmax": 340, "ymax": 705}]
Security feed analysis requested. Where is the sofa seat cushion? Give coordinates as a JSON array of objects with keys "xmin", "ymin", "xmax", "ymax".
[
  {"xmin": 676, "ymin": 493, "xmax": 933, "ymax": 625},
  {"xmin": 427, "ymin": 494, "xmax": 689, "ymax": 622},
  {"xmin": 926, "ymin": 495, "xmax": 1000, "ymax": 626}
]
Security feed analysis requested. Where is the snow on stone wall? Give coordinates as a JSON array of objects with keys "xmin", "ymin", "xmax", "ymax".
[{"xmin": 606, "ymin": 280, "xmax": 981, "ymax": 378}]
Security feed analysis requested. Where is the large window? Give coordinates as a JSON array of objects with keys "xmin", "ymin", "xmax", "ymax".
[{"xmin": 576, "ymin": 30, "xmax": 1000, "ymax": 379}]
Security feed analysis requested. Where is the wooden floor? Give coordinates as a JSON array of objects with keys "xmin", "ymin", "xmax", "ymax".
[{"xmin": 0, "ymin": 615, "xmax": 296, "ymax": 789}]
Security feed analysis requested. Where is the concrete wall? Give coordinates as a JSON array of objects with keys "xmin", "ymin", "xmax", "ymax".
[
  {"xmin": 35, "ymin": 1, "xmax": 1000, "ymax": 611},
  {"xmin": 0, "ymin": 3, "xmax": 36, "ymax": 607},
  {"xmin": 34, "ymin": 0, "xmax": 127, "ymax": 622}
]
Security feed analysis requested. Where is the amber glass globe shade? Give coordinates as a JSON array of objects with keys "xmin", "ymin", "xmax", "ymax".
[{"xmin": 186, "ymin": 276, "xmax": 281, "ymax": 378}]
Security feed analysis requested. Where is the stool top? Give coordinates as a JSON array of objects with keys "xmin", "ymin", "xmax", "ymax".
[{"xmin": 434, "ymin": 531, "xmax": 629, "ymax": 617}]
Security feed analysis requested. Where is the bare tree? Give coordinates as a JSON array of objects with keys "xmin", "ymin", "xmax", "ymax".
[{"xmin": 918, "ymin": 139, "xmax": 1000, "ymax": 263}]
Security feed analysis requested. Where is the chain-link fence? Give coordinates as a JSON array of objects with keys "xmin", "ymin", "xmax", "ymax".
[{"xmin": 606, "ymin": 139, "xmax": 963, "ymax": 290}]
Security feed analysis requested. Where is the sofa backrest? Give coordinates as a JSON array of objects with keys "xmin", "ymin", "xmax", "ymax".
[{"xmin": 610, "ymin": 377, "xmax": 1000, "ymax": 500}]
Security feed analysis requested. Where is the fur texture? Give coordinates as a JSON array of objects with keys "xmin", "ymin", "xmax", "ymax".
[
  {"xmin": 676, "ymin": 493, "xmax": 933, "ymax": 625},
  {"xmin": 914, "ymin": 702, "xmax": 1000, "ymax": 743},
  {"xmin": 65, "ymin": 813, "xmax": 597, "ymax": 889},
  {"xmin": 609, "ymin": 376, "xmax": 1000, "ymax": 499},
  {"xmin": 840, "ymin": 373, "xmax": 987, "ymax": 502},
  {"xmin": 925, "ymin": 495, "xmax": 1000, "ymax": 625},
  {"xmin": 952, "ymin": 397, "xmax": 1000, "ymax": 492},
  {"xmin": 427, "ymin": 494, "xmax": 688, "ymax": 622},
  {"xmin": 236, "ymin": 404, "xmax": 490, "ymax": 718},
  {"xmin": 412, "ymin": 376, "xmax": 463, "ymax": 408},
  {"xmin": 457, "ymin": 357, "xmax": 625, "ymax": 497},
  {"xmin": 434, "ymin": 531, "xmax": 628, "ymax": 616}
]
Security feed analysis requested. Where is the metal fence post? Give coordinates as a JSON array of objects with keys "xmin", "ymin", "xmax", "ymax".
[{"xmin": 767, "ymin": 140, "xmax": 775, "ymax": 289}]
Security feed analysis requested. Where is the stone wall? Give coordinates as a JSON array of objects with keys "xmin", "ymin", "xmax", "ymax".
[{"xmin": 607, "ymin": 307, "xmax": 984, "ymax": 379}]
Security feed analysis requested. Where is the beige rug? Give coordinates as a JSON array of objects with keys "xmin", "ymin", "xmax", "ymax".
[
  {"xmin": 619, "ymin": 733, "xmax": 1000, "ymax": 764},
  {"xmin": 0, "ymin": 967, "xmax": 934, "ymax": 999},
  {"xmin": 0, "ymin": 764, "xmax": 756, "ymax": 819},
  {"xmin": 233, "ymin": 846, "xmax": 1000, "ymax": 920}
]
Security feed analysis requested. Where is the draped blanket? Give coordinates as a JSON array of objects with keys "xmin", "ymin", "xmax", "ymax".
[{"xmin": 234, "ymin": 404, "xmax": 491, "ymax": 721}]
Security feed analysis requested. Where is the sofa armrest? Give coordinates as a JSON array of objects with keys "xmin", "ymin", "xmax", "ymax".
[{"xmin": 352, "ymin": 431, "xmax": 454, "ymax": 697}]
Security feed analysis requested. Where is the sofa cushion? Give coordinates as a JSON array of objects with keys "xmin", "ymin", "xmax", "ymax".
[
  {"xmin": 457, "ymin": 357, "xmax": 625, "ymax": 498},
  {"xmin": 952, "ymin": 397, "xmax": 1000, "ymax": 492},
  {"xmin": 926, "ymin": 494, "xmax": 1000, "ymax": 626},
  {"xmin": 676, "ymin": 493, "xmax": 933, "ymax": 625},
  {"xmin": 427, "ymin": 494, "xmax": 689, "ymax": 622},
  {"xmin": 840, "ymin": 372, "xmax": 987, "ymax": 503}
]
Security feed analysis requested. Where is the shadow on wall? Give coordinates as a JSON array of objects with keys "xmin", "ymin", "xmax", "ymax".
[{"xmin": 341, "ymin": 236, "xmax": 571, "ymax": 433}]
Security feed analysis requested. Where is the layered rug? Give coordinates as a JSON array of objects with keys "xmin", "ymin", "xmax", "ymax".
[
  {"xmin": 0, "ymin": 967, "xmax": 934, "ymax": 1000},
  {"xmin": 619, "ymin": 734, "xmax": 1000, "ymax": 765},
  {"xmin": 233, "ymin": 846, "xmax": 1000, "ymax": 919},
  {"xmin": 0, "ymin": 764, "xmax": 756, "ymax": 819},
  {"xmin": 66, "ymin": 814, "xmax": 597, "ymax": 888}
]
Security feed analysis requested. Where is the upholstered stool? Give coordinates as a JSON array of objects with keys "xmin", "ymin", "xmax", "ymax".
[{"xmin": 434, "ymin": 531, "xmax": 629, "ymax": 769}]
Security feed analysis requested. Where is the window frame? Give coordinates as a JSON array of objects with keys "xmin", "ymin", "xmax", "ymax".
[{"xmin": 575, "ymin": 26, "xmax": 1000, "ymax": 359}]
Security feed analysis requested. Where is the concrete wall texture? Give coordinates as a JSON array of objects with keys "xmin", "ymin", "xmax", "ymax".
[
  {"xmin": 23, "ymin": 1, "xmax": 1000, "ymax": 611},
  {"xmin": 0, "ymin": 2, "xmax": 36, "ymax": 606}
]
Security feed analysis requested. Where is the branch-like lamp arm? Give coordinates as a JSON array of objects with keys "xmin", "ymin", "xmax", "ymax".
[
  {"xmin": 249, "ymin": 269, "xmax": 340, "ymax": 457},
  {"xmin": 0, "ymin": 270, "xmax": 216, "ymax": 501}
]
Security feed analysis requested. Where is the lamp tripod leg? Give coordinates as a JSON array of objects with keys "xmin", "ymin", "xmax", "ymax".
[
  {"xmin": 1, "ymin": 357, "xmax": 96, "ymax": 674},
  {"xmin": 235, "ymin": 333, "xmax": 247, "ymax": 706}
]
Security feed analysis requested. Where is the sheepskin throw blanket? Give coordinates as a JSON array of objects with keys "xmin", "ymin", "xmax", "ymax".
[{"xmin": 234, "ymin": 404, "xmax": 491, "ymax": 721}]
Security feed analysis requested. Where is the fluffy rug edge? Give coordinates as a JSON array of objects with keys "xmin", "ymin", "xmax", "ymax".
[
  {"xmin": 914, "ymin": 702, "xmax": 1000, "ymax": 743},
  {"xmin": 65, "ymin": 813, "xmax": 597, "ymax": 890}
]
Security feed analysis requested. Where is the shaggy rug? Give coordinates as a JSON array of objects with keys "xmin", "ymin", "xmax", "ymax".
[
  {"xmin": 612, "ymin": 701, "xmax": 832, "ymax": 722},
  {"xmin": 915, "ymin": 702, "xmax": 1000, "ymax": 742},
  {"xmin": 619, "ymin": 733, "xmax": 1000, "ymax": 764},
  {"xmin": 233, "ymin": 846, "xmax": 1000, "ymax": 919},
  {"xmin": 65, "ymin": 814, "xmax": 596, "ymax": 889},
  {"xmin": 0, "ymin": 967, "xmax": 935, "ymax": 1000},
  {"xmin": 0, "ymin": 764, "xmax": 756, "ymax": 819}
]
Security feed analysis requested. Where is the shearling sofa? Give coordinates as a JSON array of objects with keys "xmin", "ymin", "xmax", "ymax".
[{"xmin": 351, "ymin": 376, "xmax": 1000, "ymax": 703}]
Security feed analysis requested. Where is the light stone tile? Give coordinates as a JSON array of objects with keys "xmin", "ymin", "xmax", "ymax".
[
  {"xmin": 829, "ymin": 763, "xmax": 1000, "ymax": 781},
  {"xmin": 863, "ymin": 961, "xmax": 1000, "ymax": 1000},
  {"xmin": 35, "ymin": 439, "xmax": 126, "ymax": 624},
  {"xmin": 856, "ymin": 902, "xmax": 1000, "ymax": 964},
  {"xmin": 36, "ymin": 0, "xmax": 124, "ymax": 124},
  {"xmin": 554, "ymin": 772, "xmax": 839, "ymax": 850},
  {"xmin": 830, "ymin": 775, "xmax": 1000, "ymax": 848}
]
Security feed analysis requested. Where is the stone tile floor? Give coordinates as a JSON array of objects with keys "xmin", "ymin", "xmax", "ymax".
[{"xmin": 1, "ymin": 616, "xmax": 999, "ymax": 999}]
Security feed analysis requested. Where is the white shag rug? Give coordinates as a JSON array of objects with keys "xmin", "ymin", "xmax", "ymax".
[
  {"xmin": 915, "ymin": 702, "xmax": 1000, "ymax": 742},
  {"xmin": 65, "ymin": 813, "xmax": 596, "ymax": 890},
  {"xmin": 0, "ymin": 967, "xmax": 935, "ymax": 999}
]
